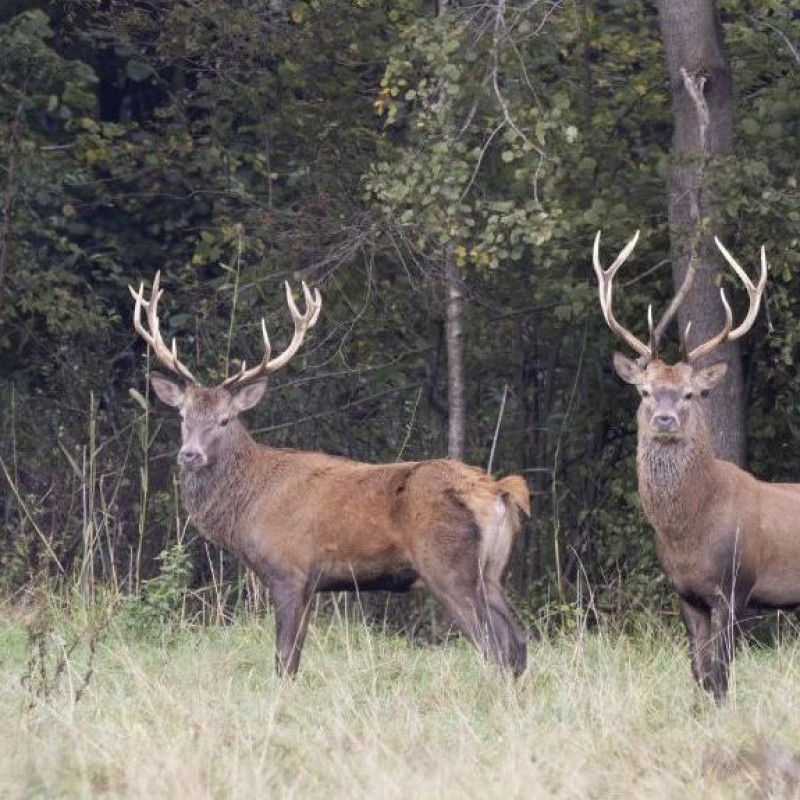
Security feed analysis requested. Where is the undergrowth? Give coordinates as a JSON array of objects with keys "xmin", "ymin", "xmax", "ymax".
[{"xmin": 2, "ymin": 591, "xmax": 799, "ymax": 799}]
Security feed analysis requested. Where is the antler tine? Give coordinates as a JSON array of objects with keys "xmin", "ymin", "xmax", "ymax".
[
  {"xmin": 307, "ymin": 284, "xmax": 323, "ymax": 327},
  {"xmin": 647, "ymin": 304, "xmax": 656, "ymax": 354},
  {"xmin": 263, "ymin": 281, "xmax": 322, "ymax": 372},
  {"xmin": 129, "ymin": 271, "xmax": 197, "ymax": 383},
  {"xmin": 593, "ymin": 229, "xmax": 653, "ymax": 361},
  {"xmin": 222, "ymin": 281, "xmax": 322, "ymax": 388},
  {"xmin": 685, "ymin": 239, "xmax": 768, "ymax": 363},
  {"xmin": 713, "ymin": 237, "xmax": 768, "ymax": 341},
  {"xmin": 685, "ymin": 288, "xmax": 733, "ymax": 363}
]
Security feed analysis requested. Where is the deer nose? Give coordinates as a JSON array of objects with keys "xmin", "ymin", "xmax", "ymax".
[
  {"xmin": 653, "ymin": 414, "xmax": 678, "ymax": 433},
  {"xmin": 178, "ymin": 448, "xmax": 206, "ymax": 469}
]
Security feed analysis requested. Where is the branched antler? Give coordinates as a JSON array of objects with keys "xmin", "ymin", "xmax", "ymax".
[
  {"xmin": 593, "ymin": 230, "xmax": 768, "ymax": 364},
  {"xmin": 222, "ymin": 281, "xmax": 322, "ymax": 388},
  {"xmin": 593, "ymin": 229, "xmax": 655, "ymax": 361},
  {"xmin": 130, "ymin": 274, "xmax": 323, "ymax": 388},
  {"xmin": 685, "ymin": 239, "xmax": 768, "ymax": 363},
  {"xmin": 129, "ymin": 271, "xmax": 197, "ymax": 383}
]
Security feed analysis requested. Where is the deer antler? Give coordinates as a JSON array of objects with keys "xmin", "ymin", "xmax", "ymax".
[
  {"xmin": 593, "ymin": 229, "xmax": 656, "ymax": 361},
  {"xmin": 129, "ymin": 271, "xmax": 197, "ymax": 384},
  {"xmin": 685, "ymin": 239, "xmax": 768, "ymax": 363},
  {"xmin": 222, "ymin": 281, "xmax": 322, "ymax": 388}
]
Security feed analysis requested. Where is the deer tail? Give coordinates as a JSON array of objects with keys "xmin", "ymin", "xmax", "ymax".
[
  {"xmin": 495, "ymin": 474, "xmax": 530, "ymax": 519},
  {"xmin": 479, "ymin": 474, "xmax": 530, "ymax": 584}
]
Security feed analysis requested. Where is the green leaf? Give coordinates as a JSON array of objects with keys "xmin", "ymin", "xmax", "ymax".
[
  {"xmin": 740, "ymin": 117, "xmax": 759, "ymax": 136},
  {"xmin": 126, "ymin": 59, "xmax": 154, "ymax": 82},
  {"xmin": 129, "ymin": 389, "xmax": 150, "ymax": 410}
]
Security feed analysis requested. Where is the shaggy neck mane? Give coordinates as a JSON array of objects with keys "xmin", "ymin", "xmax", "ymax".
[
  {"xmin": 179, "ymin": 421, "xmax": 260, "ymax": 549},
  {"xmin": 637, "ymin": 412, "xmax": 714, "ymax": 536}
]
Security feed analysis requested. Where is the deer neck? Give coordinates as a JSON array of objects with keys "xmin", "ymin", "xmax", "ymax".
[
  {"xmin": 179, "ymin": 421, "xmax": 261, "ymax": 550},
  {"xmin": 636, "ymin": 411, "xmax": 714, "ymax": 539}
]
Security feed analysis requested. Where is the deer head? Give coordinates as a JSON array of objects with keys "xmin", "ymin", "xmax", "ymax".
[
  {"xmin": 130, "ymin": 272, "xmax": 322, "ymax": 469},
  {"xmin": 593, "ymin": 231, "xmax": 767, "ymax": 440}
]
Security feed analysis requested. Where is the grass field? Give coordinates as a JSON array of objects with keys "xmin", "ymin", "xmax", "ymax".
[{"xmin": 2, "ymin": 601, "xmax": 800, "ymax": 799}]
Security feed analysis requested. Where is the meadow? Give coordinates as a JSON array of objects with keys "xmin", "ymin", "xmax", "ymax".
[{"xmin": 2, "ymin": 599, "xmax": 800, "ymax": 799}]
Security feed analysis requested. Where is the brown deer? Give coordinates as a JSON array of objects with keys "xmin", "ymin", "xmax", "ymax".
[
  {"xmin": 594, "ymin": 230, "xmax": 800, "ymax": 703},
  {"xmin": 130, "ymin": 273, "xmax": 529, "ymax": 676}
]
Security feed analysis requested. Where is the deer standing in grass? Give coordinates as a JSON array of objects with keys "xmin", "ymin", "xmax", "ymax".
[
  {"xmin": 130, "ymin": 273, "xmax": 529, "ymax": 676},
  {"xmin": 594, "ymin": 230, "xmax": 800, "ymax": 703}
]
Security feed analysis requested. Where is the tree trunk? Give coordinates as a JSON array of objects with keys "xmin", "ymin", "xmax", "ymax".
[
  {"xmin": 437, "ymin": 0, "xmax": 466, "ymax": 461},
  {"xmin": 0, "ymin": 101, "xmax": 23, "ymax": 324},
  {"xmin": 444, "ymin": 248, "xmax": 466, "ymax": 460},
  {"xmin": 657, "ymin": 0, "xmax": 745, "ymax": 465}
]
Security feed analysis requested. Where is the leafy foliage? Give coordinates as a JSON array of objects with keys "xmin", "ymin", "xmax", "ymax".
[
  {"xmin": 1, "ymin": 0, "xmax": 798, "ymax": 619},
  {"xmin": 135, "ymin": 541, "xmax": 192, "ymax": 627}
]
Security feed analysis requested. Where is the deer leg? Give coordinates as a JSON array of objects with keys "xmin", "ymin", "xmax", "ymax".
[
  {"xmin": 270, "ymin": 577, "xmax": 312, "ymax": 677},
  {"xmin": 421, "ymin": 566, "xmax": 515, "ymax": 673},
  {"xmin": 438, "ymin": 589, "xmax": 507, "ymax": 670},
  {"xmin": 482, "ymin": 580, "xmax": 527, "ymax": 676},
  {"xmin": 708, "ymin": 597, "xmax": 744, "ymax": 705},
  {"xmin": 680, "ymin": 598, "xmax": 715, "ymax": 694}
]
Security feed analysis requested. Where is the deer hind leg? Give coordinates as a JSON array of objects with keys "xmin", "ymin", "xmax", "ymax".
[
  {"xmin": 481, "ymin": 579, "xmax": 527, "ymax": 676},
  {"xmin": 428, "ymin": 578, "xmax": 508, "ymax": 671},
  {"xmin": 416, "ymin": 551, "xmax": 517, "ymax": 673},
  {"xmin": 471, "ymin": 493, "xmax": 527, "ymax": 674},
  {"xmin": 270, "ymin": 576, "xmax": 312, "ymax": 677}
]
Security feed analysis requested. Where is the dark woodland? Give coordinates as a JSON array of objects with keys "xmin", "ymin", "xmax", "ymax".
[{"xmin": 1, "ymin": 0, "xmax": 799, "ymax": 626}]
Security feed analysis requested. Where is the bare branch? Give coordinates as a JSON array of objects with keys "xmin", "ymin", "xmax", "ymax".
[
  {"xmin": 752, "ymin": 15, "xmax": 800, "ymax": 68},
  {"xmin": 490, "ymin": 0, "xmax": 545, "ymax": 206},
  {"xmin": 0, "ymin": 100, "xmax": 24, "ymax": 324}
]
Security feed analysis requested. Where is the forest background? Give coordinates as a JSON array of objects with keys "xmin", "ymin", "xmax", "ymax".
[{"xmin": 1, "ymin": 0, "xmax": 799, "ymax": 624}]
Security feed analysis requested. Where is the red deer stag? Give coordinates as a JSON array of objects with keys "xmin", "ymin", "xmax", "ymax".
[
  {"xmin": 594, "ymin": 230, "xmax": 800, "ymax": 703},
  {"xmin": 130, "ymin": 273, "xmax": 529, "ymax": 676}
]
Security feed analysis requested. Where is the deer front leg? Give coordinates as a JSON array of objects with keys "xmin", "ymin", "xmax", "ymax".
[
  {"xmin": 270, "ymin": 577, "xmax": 312, "ymax": 677},
  {"xmin": 707, "ymin": 597, "xmax": 744, "ymax": 705},
  {"xmin": 680, "ymin": 598, "xmax": 715, "ymax": 694}
]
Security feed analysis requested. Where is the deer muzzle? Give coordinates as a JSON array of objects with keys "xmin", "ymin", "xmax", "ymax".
[
  {"xmin": 178, "ymin": 447, "xmax": 207, "ymax": 469},
  {"xmin": 651, "ymin": 413, "xmax": 679, "ymax": 435}
]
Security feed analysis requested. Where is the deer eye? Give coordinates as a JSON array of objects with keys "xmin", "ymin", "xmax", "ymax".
[
  {"xmin": 219, "ymin": 417, "xmax": 230, "ymax": 427},
  {"xmin": 641, "ymin": 388, "xmax": 651, "ymax": 398},
  {"xmin": 684, "ymin": 391, "xmax": 694, "ymax": 400}
]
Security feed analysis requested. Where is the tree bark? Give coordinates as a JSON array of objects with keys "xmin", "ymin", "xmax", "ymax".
[
  {"xmin": 0, "ymin": 101, "xmax": 23, "ymax": 326},
  {"xmin": 437, "ymin": 0, "xmax": 466, "ymax": 461},
  {"xmin": 444, "ymin": 248, "xmax": 466, "ymax": 460},
  {"xmin": 657, "ymin": 0, "xmax": 745, "ymax": 465}
]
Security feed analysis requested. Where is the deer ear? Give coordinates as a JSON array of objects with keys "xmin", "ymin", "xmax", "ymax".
[
  {"xmin": 612, "ymin": 352, "xmax": 646, "ymax": 386},
  {"xmin": 232, "ymin": 379, "xmax": 268, "ymax": 413},
  {"xmin": 693, "ymin": 362, "xmax": 727, "ymax": 396},
  {"xmin": 149, "ymin": 372, "xmax": 185, "ymax": 407}
]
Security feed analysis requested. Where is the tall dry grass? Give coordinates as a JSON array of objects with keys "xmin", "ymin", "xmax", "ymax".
[{"xmin": 2, "ymin": 602, "xmax": 799, "ymax": 799}]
